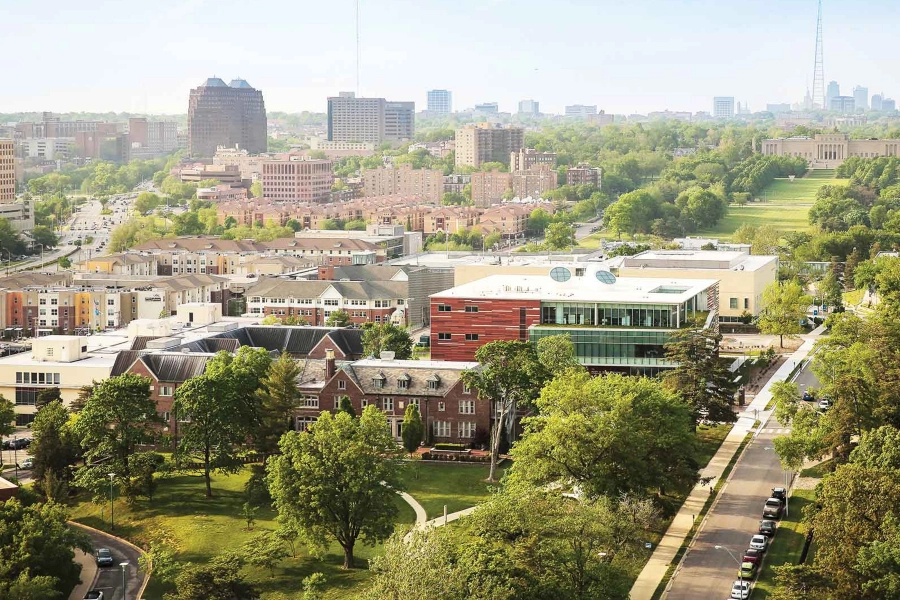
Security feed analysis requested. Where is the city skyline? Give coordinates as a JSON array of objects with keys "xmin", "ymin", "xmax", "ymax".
[{"xmin": 2, "ymin": 0, "xmax": 900, "ymax": 115}]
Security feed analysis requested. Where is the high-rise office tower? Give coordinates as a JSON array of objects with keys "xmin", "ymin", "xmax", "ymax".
[
  {"xmin": 853, "ymin": 86, "xmax": 869, "ymax": 111},
  {"xmin": 426, "ymin": 90, "xmax": 452, "ymax": 114},
  {"xmin": 713, "ymin": 97, "xmax": 735, "ymax": 119},
  {"xmin": 327, "ymin": 92, "xmax": 414, "ymax": 144},
  {"xmin": 871, "ymin": 94, "xmax": 884, "ymax": 111},
  {"xmin": 518, "ymin": 99, "xmax": 540, "ymax": 116},
  {"xmin": 825, "ymin": 81, "xmax": 840, "ymax": 111},
  {"xmin": 0, "ymin": 139, "xmax": 15, "ymax": 203},
  {"xmin": 188, "ymin": 78, "xmax": 267, "ymax": 157}
]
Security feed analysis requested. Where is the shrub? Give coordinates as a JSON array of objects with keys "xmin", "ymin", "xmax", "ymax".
[{"xmin": 432, "ymin": 443, "xmax": 468, "ymax": 452}]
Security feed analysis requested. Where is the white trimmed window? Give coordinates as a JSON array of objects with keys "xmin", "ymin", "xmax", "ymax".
[
  {"xmin": 459, "ymin": 400, "xmax": 475, "ymax": 415},
  {"xmin": 458, "ymin": 422, "xmax": 476, "ymax": 438},
  {"xmin": 433, "ymin": 421, "xmax": 451, "ymax": 437},
  {"xmin": 159, "ymin": 385, "xmax": 174, "ymax": 397}
]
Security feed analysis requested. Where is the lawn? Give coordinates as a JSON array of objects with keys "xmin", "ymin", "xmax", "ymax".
[
  {"xmin": 69, "ymin": 467, "xmax": 416, "ymax": 599},
  {"xmin": 400, "ymin": 462, "xmax": 506, "ymax": 519},
  {"xmin": 843, "ymin": 289, "xmax": 865, "ymax": 306},
  {"xmin": 755, "ymin": 177, "xmax": 848, "ymax": 205},
  {"xmin": 751, "ymin": 488, "xmax": 817, "ymax": 598},
  {"xmin": 698, "ymin": 205, "xmax": 813, "ymax": 239}
]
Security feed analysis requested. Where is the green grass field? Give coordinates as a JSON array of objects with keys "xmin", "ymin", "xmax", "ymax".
[
  {"xmin": 400, "ymin": 462, "xmax": 506, "ymax": 519},
  {"xmin": 752, "ymin": 488, "xmax": 817, "ymax": 598},
  {"xmin": 754, "ymin": 177, "xmax": 847, "ymax": 205},
  {"xmin": 698, "ymin": 205, "xmax": 813, "ymax": 239}
]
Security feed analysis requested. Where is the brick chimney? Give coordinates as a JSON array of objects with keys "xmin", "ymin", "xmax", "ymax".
[
  {"xmin": 325, "ymin": 348, "xmax": 336, "ymax": 379},
  {"xmin": 318, "ymin": 265, "xmax": 335, "ymax": 280}
]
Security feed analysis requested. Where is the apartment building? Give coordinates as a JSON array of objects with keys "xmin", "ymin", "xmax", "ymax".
[
  {"xmin": 327, "ymin": 92, "xmax": 415, "ymax": 145},
  {"xmin": 455, "ymin": 124, "xmax": 525, "ymax": 168},
  {"xmin": 178, "ymin": 164, "xmax": 244, "ymax": 186},
  {"xmin": 78, "ymin": 253, "xmax": 159, "ymax": 276},
  {"xmin": 0, "ymin": 140, "xmax": 14, "ymax": 202},
  {"xmin": 566, "ymin": 164, "xmax": 603, "ymax": 187},
  {"xmin": 212, "ymin": 145, "xmax": 267, "ymax": 180},
  {"xmin": 423, "ymin": 206, "xmax": 481, "ymax": 235},
  {"xmin": 470, "ymin": 171, "xmax": 512, "ymax": 207},
  {"xmin": 510, "ymin": 148, "xmax": 557, "ymax": 172},
  {"xmin": 197, "ymin": 184, "xmax": 248, "ymax": 202},
  {"xmin": 261, "ymin": 158, "xmax": 334, "ymax": 203},
  {"xmin": 361, "ymin": 164, "xmax": 443, "ymax": 203},
  {"xmin": 188, "ymin": 77, "xmax": 267, "ymax": 157},
  {"xmin": 511, "ymin": 165, "xmax": 558, "ymax": 199},
  {"xmin": 471, "ymin": 166, "xmax": 557, "ymax": 206}
]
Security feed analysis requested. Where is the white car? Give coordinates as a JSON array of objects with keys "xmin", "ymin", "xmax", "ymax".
[
  {"xmin": 731, "ymin": 580, "xmax": 750, "ymax": 599},
  {"xmin": 21, "ymin": 458, "xmax": 33, "ymax": 469},
  {"xmin": 749, "ymin": 534, "xmax": 768, "ymax": 552},
  {"xmin": 818, "ymin": 399, "xmax": 831, "ymax": 411}
]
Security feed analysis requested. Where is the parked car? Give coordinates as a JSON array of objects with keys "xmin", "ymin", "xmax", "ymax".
[
  {"xmin": 771, "ymin": 487, "xmax": 787, "ymax": 502},
  {"xmin": 84, "ymin": 591, "xmax": 104, "ymax": 600},
  {"xmin": 763, "ymin": 497, "xmax": 784, "ymax": 519},
  {"xmin": 759, "ymin": 519, "xmax": 777, "ymax": 536},
  {"xmin": 802, "ymin": 390, "xmax": 814, "ymax": 401},
  {"xmin": 95, "ymin": 548, "xmax": 114, "ymax": 567},
  {"xmin": 731, "ymin": 580, "xmax": 751, "ymax": 599},
  {"xmin": 21, "ymin": 458, "xmax": 33, "ymax": 469},
  {"xmin": 749, "ymin": 534, "xmax": 769, "ymax": 552},
  {"xmin": 738, "ymin": 561, "xmax": 756, "ymax": 579},
  {"xmin": 818, "ymin": 398, "xmax": 831, "ymax": 411},
  {"xmin": 742, "ymin": 548, "xmax": 763, "ymax": 565}
]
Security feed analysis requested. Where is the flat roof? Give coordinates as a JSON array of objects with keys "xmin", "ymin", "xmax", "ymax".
[
  {"xmin": 620, "ymin": 250, "xmax": 777, "ymax": 272},
  {"xmin": 351, "ymin": 358, "xmax": 479, "ymax": 370},
  {"xmin": 0, "ymin": 353, "xmax": 117, "ymax": 368},
  {"xmin": 432, "ymin": 271, "xmax": 718, "ymax": 304},
  {"xmin": 389, "ymin": 250, "xmax": 606, "ymax": 269}
]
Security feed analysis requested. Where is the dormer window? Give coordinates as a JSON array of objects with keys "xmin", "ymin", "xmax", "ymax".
[
  {"xmin": 397, "ymin": 373, "xmax": 410, "ymax": 390},
  {"xmin": 373, "ymin": 372, "xmax": 386, "ymax": 389},
  {"xmin": 426, "ymin": 374, "xmax": 441, "ymax": 390}
]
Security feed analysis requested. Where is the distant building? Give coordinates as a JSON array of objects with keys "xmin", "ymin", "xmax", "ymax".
[
  {"xmin": 510, "ymin": 148, "xmax": 557, "ymax": 172},
  {"xmin": 883, "ymin": 98, "xmax": 897, "ymax": 112},
  {"xmin": 829, "ymin": 96, "xmax": 855, "ymax": 114},
  {"xmin": 566, "ymin": 164, "xmax": 602, "ymax": 187},
  {"xmin": 455, "ymin": 124, "xmax": 525, "ymax": 168},
  {"xmin": 426, "ymin": 89, "xmax": 452, "ymax": 114},
  {"xmin": 517, "ymin": 99, "xmax": 540, "ymax": 116},
  {"xmin": 327, "ymin": 92, "xmax": 414, "ymax": 145},
  {"xmin": 17, "ymin": 138, "xmax": 73, "ymax": 160},
  {"xmin": 565, "ymin": 105, "xmax": 598, "ymax": 118},
  {"xmin": 473, "ymin": 102, "xmax": 499, "ymax": 114},
  {"xmin": 261, "ymin": 158, "xmax": 334, "ymax": 203},
  {"xmin": 362, "ymin": 164, "xmax": 443, "ymax": 203},
  {"xmin": 713, "ymin": 97, "xmax": 735, "ymax": 119},
  {"xmin": 853, "ymin": 86, "xmax": 869, "ymax": 111},
  {"xmin": 511, "ymin": 165, "xmax": 557, "ymax": 199},
  {"xmin": 127, "ymin": 118, "xmax": 179, "ymax": 157},
  {"xmin": 470, "ymin": 171, "xmax": 511, "ymax": 207},
  {"xmin": 0, "ymin": 140, "xmax": 14, "ymax": 203},
  {"xmin": 826, "ymin": 81, "xmax": 840, "ymax": 110},
  {"xmin": 443, "ymin": 173, "xmax": 470, "ymax": 196},
  {"xmin": 587, "ymin": 111, "xmax": 615, "ymax": 126},
  {"xmin": 761, "ymin": 133, "xmax": 900, "ymax": 168},
  {"xmin": 179, "ymin": 164, "xmax": 243, "ymax": 186},
  {"xmin": 872, "ymin": 94, "xmax": 884, "ymax": 111},
  {"xmin": 213, "ymin": 145, "xmax": 267, "ymax": 180},
  {"xmin": 188, "ymin": 78, "xmax": 267, "ymax": 158},
  {"xmin": 766, "ymin": 103, "xmax": 792, "ymax": 114}
]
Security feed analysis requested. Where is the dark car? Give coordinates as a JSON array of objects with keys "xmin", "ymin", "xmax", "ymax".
[
  {"xmin": 802, "ymin": 390, "xmax": 814, "ymax": 401},
  {"xmin": 772, "ymin": 487, "xmax": 787, "ymax": 502},
  {"xmin": 759, "ymin": 519, "xmax": 777, "ymax": 537},
  {"xmin": 84, "ymin": 591, "xmax": 104, "ymax": 600},
  {"xmin": 95, "ymin": 548, "xmax": 114, "ymax": 567},
  {"xmin": 743, "ymin": 548, "xmax": 763, "ymax": 565}
]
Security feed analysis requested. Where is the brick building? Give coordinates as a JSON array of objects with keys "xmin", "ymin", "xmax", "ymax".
[
  {"xmin": 361, "ymin": 164, "xmax": 443, "ymax": 203},
  {"xmin": 261, "ymin": 158, "xmax": 334, "ymax": 203}
]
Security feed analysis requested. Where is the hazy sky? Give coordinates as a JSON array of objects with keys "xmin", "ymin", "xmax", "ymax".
[{"xmin": 2, "ymin": 0, "xmax": 898, "ymax": 116}]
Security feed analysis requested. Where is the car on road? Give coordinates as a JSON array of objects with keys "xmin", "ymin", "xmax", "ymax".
[
  {"xmin": 84, "ymin": 591, "xmax": 104, "ymax": 600},
  {"xmin": 802, "ymin": 390, "xmax": 814, "ymax": 401},
  {"xmin": 818, "ymin": 398, "xmax": 831, "ymax": 411},
  {"xmin": 21, "ymin": 458, "xmax": 33, "ymax": 469},
  {"xmin": 95, "ymin": 548, "xmax": 114, "ymax": 567},
  {"xmin": 759, "ymin": 519, "xmax": 777, "ymax": 536},
  {"xmin": 738, "ymin": 561, "xmax": 756, "ymax": 579},
  {"xmin": 730, "ymin": 580, "xmax": 751, "ymax": 599},
  {"xmin": 763, "ymin": 497, "xmax": 784, "ymax": 519},
  {"xmin": 742, "ymin": 548, "xmax": 763, "ymax": 565},
  {"xmin": 749, "ymin": 534, "xmax": 769, "ymax": 552}
]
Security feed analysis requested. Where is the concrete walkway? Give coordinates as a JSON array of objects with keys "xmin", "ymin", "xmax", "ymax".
[
  {"xmin": 398, "ymin": 491, "xmax": 428, "ymax": 526},
  {"xmin": 69, "ymin": 549, "xmax": 98, "ymax": 600},
  {"xmin": 629, "ymin": 328, "xmax": 824, "ymax": 600}
]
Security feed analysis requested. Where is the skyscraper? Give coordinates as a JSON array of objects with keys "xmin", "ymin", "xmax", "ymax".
[
  {"xmin": 327, "ymin": 92, "xmax": 414, "ymax": 144},
  {"xmin": 455, "ymin": 124, "xmax": 525, "ymax": 169},
  {"xmin": 872, "ymin": 94, "xmax": 884, "ymax": 111},
  {"xmin": 712, "ymin": 97, "xmax": 735, "ymax": 119},
  {"xmin": 853, "ymin": 86, "xmax": 869, "ymax": 111},
  {"xmin": 825, "ymin": 81, "xmax": 840, "ymax": 111},
  {"xmin": 517, "ymin": 99, "xmax": 540, "ymax": 116},
  {"xmin": 188, "ymin": 78, "xmax": 267, "ymax": 157},
  {"xmin": 426, "ymin": 90, "xmax": 452, "ymax": 114},
  {"xmin": 0, "ymin": 139, "xmax": 15, "ymax": 203}
]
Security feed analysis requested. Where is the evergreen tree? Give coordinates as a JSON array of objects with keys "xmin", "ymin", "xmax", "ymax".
[{"xmin": 400, "ymin": 404, "xmax": 423, "ymax": 454}]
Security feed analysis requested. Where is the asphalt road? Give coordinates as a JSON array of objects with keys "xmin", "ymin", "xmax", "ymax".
[
  {"xmin": 81, "ymin": 527, "xmax": 145, "ymax": 600},
  {"xmin": 666, "ymin": 414, "xmax": 793, "ymax": 599}
]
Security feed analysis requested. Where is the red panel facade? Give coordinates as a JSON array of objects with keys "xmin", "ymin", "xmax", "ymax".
[{"xmin": 430, "ymin": 297, "xmax": 542, "ymax": 361}]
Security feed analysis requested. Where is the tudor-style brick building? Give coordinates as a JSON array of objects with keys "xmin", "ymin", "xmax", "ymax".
[{"xmin": 298, "ymin": 352, "xmax": 487, "ymax": 446}]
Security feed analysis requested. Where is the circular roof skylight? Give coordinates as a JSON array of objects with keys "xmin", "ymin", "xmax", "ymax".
[
  {"xmin": 550, "ymin": 267, "xmax": 571, "ymax": 282},
  {"xmin": 595, "ymin": 270, "xmax": 617, "ymax": 284}
]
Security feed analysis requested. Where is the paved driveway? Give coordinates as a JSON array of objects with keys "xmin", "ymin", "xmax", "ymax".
[{"xmin": 75, "ymin": 525, "xmax": 146, "ymax": 600}]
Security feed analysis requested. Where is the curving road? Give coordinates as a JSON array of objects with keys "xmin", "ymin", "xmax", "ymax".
[{"xmin": 70, "ymin": 524, "xmax": 146, "ymax": 600}]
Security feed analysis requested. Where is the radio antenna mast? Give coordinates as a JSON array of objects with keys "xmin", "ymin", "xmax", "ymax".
[
  {"xmin": 356, "ymin": 0, "xmax": 360, "ymax": 96},
  {"xmin": 812, "ymin": 0, "xmax": 825, "ymax": 109}
]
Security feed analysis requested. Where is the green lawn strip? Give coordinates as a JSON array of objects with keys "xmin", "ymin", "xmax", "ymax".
[
  {"xmin": 650, "ymin": 427, "xmax": 754, "ymax": 600},
  {"xmin": 843, "ymin": 288, "xmax": 864, "ymax": 306},
  {"xmin": 69, "ymin": 468, "xmax": 416, "ymax": 599},
  {"xmin": 800, "ymin": 459, "xmax": 834, "ymax": 478},
  {"xmin": 751, "ymin": 488, "xmax": 817, "ymax": 599},
  {"xmin": 699, "ymin": 205, "xmax": 813, "ymax": 239},
  {"xmin": 756, "ymin": 178, "xmax": 845, "ymax": 205},
  {"xmin": 399, "ymin": 462, "xmax": 506, "ymax": 519}
]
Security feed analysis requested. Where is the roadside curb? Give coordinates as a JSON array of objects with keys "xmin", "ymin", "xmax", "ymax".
[{"xmin": 68, "ymin": 521, "xmax": 152, "ymax": 599}]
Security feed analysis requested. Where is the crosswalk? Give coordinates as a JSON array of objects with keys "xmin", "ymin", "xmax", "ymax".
[{"xmin": 759, "ymin": 428, "xmax": 792, "ymax": 434}]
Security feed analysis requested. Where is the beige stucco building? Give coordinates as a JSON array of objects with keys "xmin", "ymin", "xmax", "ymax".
[
  {"xmin": 361, "ymin": 164, "xmax": 443, "ymax": 203},
  {"xmin": 761, "ymin": 133, "xmax": 900, "ymax": 169},
  {"xmin": 0, "ymin": 139, "xmax": 15, "ymax": 203},
  {"xmin": 455, "ymin": 124, "xmax": 525, "ymax": 168}
]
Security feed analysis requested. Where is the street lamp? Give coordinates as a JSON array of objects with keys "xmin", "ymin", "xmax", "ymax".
[
  {"xmin": 12, "ymin": 435, "xmax": 17, "ymax": 482},
  {"xmin": 108, "ymin": 473, "xmax": 116, "ymax": 531},
  {"xmin": 119, "ymin": 562, "xmax": 129, "ymax": 600},
  {"xmin": 714, "ymin": 544, "xmax": 744, "ymax": 593}
]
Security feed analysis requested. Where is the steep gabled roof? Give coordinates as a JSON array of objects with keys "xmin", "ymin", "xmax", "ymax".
[
  {"xmin": 111, "ymin": 350, "xmax": 143, "ymax": 377},
  {"xmin": 139, "ymin": 353, "xmax": 214, "ymax": 383}
]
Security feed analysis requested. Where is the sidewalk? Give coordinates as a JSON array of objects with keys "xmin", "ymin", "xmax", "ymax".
[
  {"xmin": 69, "ymin": 549, "xmax": 98, "ymax": 600},
  {"xmin": 629, "ymin": 328, "xmax": 823, "ymax": 600}
]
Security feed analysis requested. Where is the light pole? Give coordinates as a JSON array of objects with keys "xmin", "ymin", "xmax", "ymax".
[
  {"xmin": 715, "ymin": 544, "xmax": 744, "ymax": 594},
  {"xmin": 108, "ymin": 473, "xmax": 116, "ymax": 531},
  {"xmin": 119, "ymin": 561, "xmax": 129, "ymax": 600},
  {"xmin": 12, "ymin": 435, "xmax": 18, "ymax": 481}
]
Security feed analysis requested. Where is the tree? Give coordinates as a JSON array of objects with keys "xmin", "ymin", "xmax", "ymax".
[
  {"xmin": 0, "ymin": 395, "xmax": 14, "ymax": 438},
  {"xmin": 128, "ymin": 452, "xmax": 165, "ymax": 502},
  {"xmin": 174, "ymin": 373, "xmax": 252, "ymax": 498},
  {"xmin": 30, "ymin": 400, "xmax": 77, "ymax": 494},
  {"xmin": 73, "ymin": 373, "xmax": 159, "ymax": 500},
  {"xmin": 463, "ymin": 341, "xmax": 548, "ymax": 482},
  {"xmin": 69, "ymin": 385, "xmax": 92, "ymax": 413},
  {"xmin": 544, "ymin": 222, "xmax": 576, "ymax": 250},
  {"xmin": 255, "ymin": 352, "xmax": 302, "ymax": 460},
  {"xmin": 138, "ymin": 544, "xmax": 180, "ymax": 587},
  {"xmin": 241, "ymin": 532, "xmax": 289, "ymax": 578},
  {"xmin": 250, "ymin": 181, "xmax": 263, "ymax": 199},
  {"xmin": 361, "ymin": 322, "xmax": 413, "ymax": 360},
  {"xmin": 758, "ymin": 279, "xmax": 811, "ymax": 347},
  {"xmin": 325, "ymin": 309, "xmax": 352, "ymax": 327},
  {"xmin": 267, "ymin": 407, "xmax": 404, "ymax": 568},
  {"xmin": 338, "ymin": 395, "xmax": 356, "ymax": 418},
  {"xmin": 260, "ymin": 314, "xmax": 281, "ymax": 325},
  {"xmin": 163, "ymin": 553, "xmax": 258, "ymax": 600},
  {"xmin": 400, "ymin": 404, "xmax": 423, "ymax": 454},
  {"xmin": 57, "ymin": 257, "xmax": 71, "ymax": 269},
  {"xmin": 536, "ymin": 334, "xmax": 582, "ymax": 377},
  {"xmin": 663, "ymin": 325, "xmax": 737, "ymax": 424},
  {"xmin": 30, "ymin": 226, "xmax": 58, "ymax": 249},
  {"xmin": 510, "ymin": 370, "xmax": 699, "ymax": 499},
  {"xmin": 134, "ymin": 192, "xmax": 161, "ymax": 215},
  {"xmin": 527, "ymin": 207, "xmax": 554, "ymax": 235},
  {"xmin": 3, "ymin": 571, "xmax": 63, "ymax": 600},
  {"xmin": 0, "ymin": 499, "xmax": 92, "ymax": 598},
  {"xmin": 819, "ymin": 268, "xmax": 843, "ymax": 310},
  {"xmin": 35, "ymin": 387, "xmax": 62, "ymax": 411}
]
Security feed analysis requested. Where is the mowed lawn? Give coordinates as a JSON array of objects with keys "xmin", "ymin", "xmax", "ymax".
[
  {"xmin": 699, "ymin": 204, "xmax": 813, "ymax": 239},
  {"xmin": 400, "ymin": 462, "xmax": 507, "ymax": 519},
  {"xmin": 756, "ymin": 177, "xmax": 848, "ymax": 205},
  {"xmin": 69, "ymin": 468, "xmax": 417, "ymax": 599}
]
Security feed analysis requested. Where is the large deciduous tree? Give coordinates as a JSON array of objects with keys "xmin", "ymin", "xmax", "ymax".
[
  {"xmin": 30, "ymin": 400, "xmax": 78, "ymax": 495},
  {"xmin": 0, "ymin": 394, "xmax": 14, "ymax": 438},
  {"xmin": 663, "ymin": 324, "xmax": 736, "ymax": 424},
  {"xmin": 361, "ymin": 322, "xmax": 413, "ymax": 360},
  {"xmin": 758, "ymin": 279, "xmax": 811, "ymax": 347},
  {"xmin": 536, "ymin": 334, "xmax": 582, "ymax": 377},
  {"xmin": 266, "ymin": 407, "xmax": 403, "ymax": 569},
  {"xmin": 463, "ymin": 340, "xmax": 548, "ymax": 482}
]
